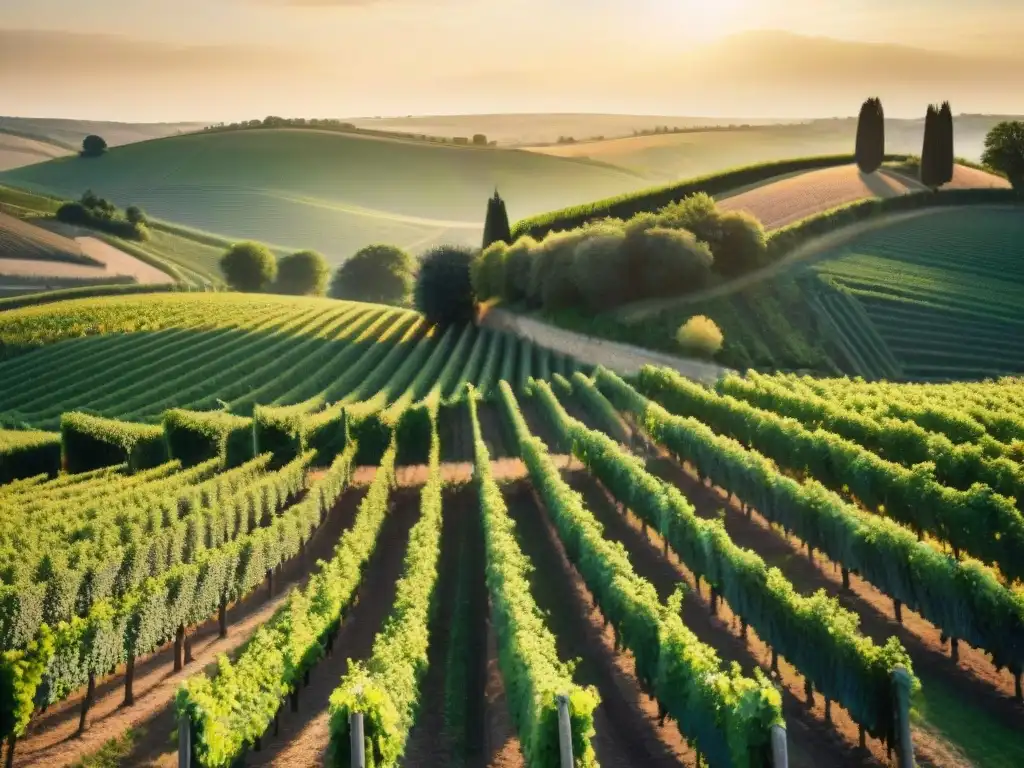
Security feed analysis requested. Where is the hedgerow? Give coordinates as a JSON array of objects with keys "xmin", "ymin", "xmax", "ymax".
[
  {"xmin": 0, "ymin": 429, "xmax": 61, "ymax": 483},
  {"xmin": 60, "ymin": 412, "xmax": 168, "ymax": 473},
  {"xmin": 164, "ymin": 409, "xmax": 254, "ymax": 468}
]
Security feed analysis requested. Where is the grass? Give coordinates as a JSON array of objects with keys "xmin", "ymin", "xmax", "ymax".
[
  {"xmin": 67, "ymin": 728, "xmax": 141, "ymax": 768},
  {"xmin": 0, "ymin": 128, "xmax": 648, "ymax": 264},
  {"xmin": 912, "ymin": 675, "xmax": 1024, "ymax": 768}
]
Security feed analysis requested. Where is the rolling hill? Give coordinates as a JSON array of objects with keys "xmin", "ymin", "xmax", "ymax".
[
  {"xmin": 0, "ymin": 128, "xmax": 648, "ymax": 263},
  {"xmin": 0, "ymin": 132, "xmax": 68, "ymax": 173}
]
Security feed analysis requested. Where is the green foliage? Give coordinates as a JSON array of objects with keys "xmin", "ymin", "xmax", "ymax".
[
  {"xmin": 600, "ymin": 368, "xmax": 1024, "ymax": 680},
  {"xmin": 328, "ymin": 418, "xmax": 442, "ymax": 766},
  {"xmin": 482, "ymin": 190, "xmax": 512, "ymax": 249},
  {"xmin": 511, "ymin": 153, "xmax": 908, "ymax": 241},
  {"xmin": 253, "ymin": 405, "xmax": 309, "ymax": 466},
  {"xmin": 276, "ymin": 250, "xmax": 330, "ymax": 297},
  {"xmin": 855, "ymin": 98, "xmax": 885, "ymax": 174},
  {"xmin": 220, "ymin": 241, "xmax": 277, "ymax": 292},
  {"xmin": 982, "ymin": 121, "xmax": 1024, "ymax": 191},
  {"xmin": 920, "ymin": 105, "xmax": 945, "ymax": 190},
  {"xmin": 178, "ymin": 442, "xmax": 388, "ymax": 767},
  {"xmin": 0, "ymin": 625, "xmax": 53, "ymax": 742},
  {"xmin": 471, "ymin": 241, "xmax": 507, "ymax": 300},
  {"xmin": 330, "ymin": 244, "xmax": 414, "ymax": 305},
  {"xmin": 414, "ymin": 245, "xmax": 477, "ymax": 326},
  {"xmin": 0, "ymin": 283, "xmax": 187, "ymax": 316},
  {"xmin": 0, "ymin": 429, "xmax": 61, "ymax": 482},
  {"xmin": 60, "ymin": 412, "xmax": 168, "ymax": 473},
  {"xmin": 163, "ymin": 409, "xmax": 254, "ymax": 468},
  {"xmin": 81, "ymin": 135, "xmax": 108, "ymax": 158},
  {"xmin": 505, "ymin": 381, "xmax": 784, "ymax": 766},
  {"xmin": 938, "ymin": 102, "xmax": 955, "ymax": 185},
  {"xmin": 57, "ymin": 191, "xmax": 149, "ymax": 241},
  {"xmin": 569, "ymin": 371, "xmax": 917, "ymax": 739},
  {"xmin": 675, "ymin": 316, "xmax": 723, "ymax": 358},
  {"xmin": 467, "ymin": 391, "xmax": 600, "ymax": 767}
]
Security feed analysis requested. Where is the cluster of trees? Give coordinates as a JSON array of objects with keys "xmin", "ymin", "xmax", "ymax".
[
  {"xmin": 219, "ymin": 242, "xmax": 329, "ymax": 296},
  {"xmin": 855, "ymin": 98, "xmax": 885, "ymax": 173},
  {"xmin": 199, "ymin": 116, "xmax": 497, "ymax": 147},
  {"xmin": 474, "ymin": 192, "xmax": 765, "ymax": 312},
  {"xmin": 920, "ymin": 102, "xmax": 955, "ymax": 190},
  {"xmin": 56, "ymin": 191, "xmax": 149, "ymax": 241}
]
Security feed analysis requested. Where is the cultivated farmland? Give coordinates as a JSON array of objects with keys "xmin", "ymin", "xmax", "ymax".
[{"xmin": 1, "ymin": 296, "xmax": 1022, "ymax": 768}]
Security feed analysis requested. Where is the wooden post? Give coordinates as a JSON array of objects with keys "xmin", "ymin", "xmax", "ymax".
[
  {"xmin": 739, "ymin": 618, "xmax": 747, "ymax": 639},
  {"xmin": 267, "ymin": 568, "xmax": 274, "ymax": 598},
  {"xmin": 78, "ymin": 671, "xmax": 96, "ymax": 734},
  {"xmin": 174, "ymin": 625, "xmax": 185, "ymax": 672},
  {"xmin": 5, "ymin": 733, "xmax": 16, "ymax": 768},
  {"xmin": 178, "ymin": 718, "xmax": 191, "ymax": 768},
  {"xmin": 556, "ymin": 694, "xmax": 574, "ymax": 768},
  {"xmin": 893, "ymin": 599, "xmax": 903, "ymax": 624},
  {"xmin": 710, "ymin": 587, "xmax": 718, "ymax": 616},
  {"xmin": 824, "ymin": 698, "xmax": 832, "ymax": 724},
  {"xmin": 892, "ymin": 666, "xmax": 915, "ymax": 768},
  {"xmin": 219, "ymin": 596, "xmax": 228, "ymax": 638},
  {"xmin": 1015, "ymin": 670, "xmax": 1022, "ymax": 703},
  {"xmin": 803, "ymin": 677, "xmax": 813, "ymax": 706},
  {"xmin": 350, "ymin": 712, "xmax": 366, "ymax": 768},
  {"xmin": 770, "ymin": 724, "xmax": 788, "ymax": 768},
  {"xmin": 950, "ymin": 637, "xmax": 959, "ymax": 663},
  {"xmin": 806, "ymin": 542, "xmax": 813, "ymax": 563},
  {"xmin": 770, "ymin": 649, "xmax": 779, "ymax": 673},
  {"xmin": 858, "ymin": 725, "xmax": 866, "ymax": 750},
  {"xmin": 124, "ymin": 654, "xmax": 136, "ymax": 706},
  {"xmin": 841, "ymin": 568, "xmax": 850, "ymax": 590},
  {"xmin": 185, "ymin": 631, "xmax": 193, "ymax": 665}
]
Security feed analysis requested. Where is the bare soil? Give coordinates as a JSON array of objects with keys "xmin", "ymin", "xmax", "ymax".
[
  {"xmin": 15, "ymin": 485, "xmax": 369, "ymax": 768},
  {"xmin": 504, "ymin": 480, "xmax": 691, "ymax": 768},
  {"xmin": 249, "ymin": 488, "xmax": 420, "ymax": 767}
]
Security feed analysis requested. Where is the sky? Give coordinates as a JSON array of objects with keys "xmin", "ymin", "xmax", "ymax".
[{"xmin": 2, "ymin": 0, "xmax": 1023, "ymax": 121}]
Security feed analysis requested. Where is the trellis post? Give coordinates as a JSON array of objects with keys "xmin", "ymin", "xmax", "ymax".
[
  {"xmin": 892, "ymin": 666, "xmax": 915, "ymax": 768},
  {"xmin": 177, "ymin": 718, "xmax": 192, "ymax": 768},
  {"xmin": 350, "ymin": 712, "xmax": 366, "ymax": 768},
  {"xmin": 557, "ymin": 694, "xmax": 574, "ymax": 768},
  {"xmin": 770, "ymin": 724, "xmax": 788, "ymax": 768}
]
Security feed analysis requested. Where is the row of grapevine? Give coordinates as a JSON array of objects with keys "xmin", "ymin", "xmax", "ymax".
[
  {"xmin": 595, "ymin": 369, "xmax": 1024, "ymax": 698},
  {"xmin": 175, "ymin": 439, "xmax": 377, "ymax": 767},
  {"xmin": 327, "ymin": 410, "xmax": 443, "ymax": 766},
  {"xmin": 789, "ymin": 375, "xmax": 1024, "ymax": 449},
  {"xmin": 499, "ymin": 382, "xmax": 785, "ymax": 768},
  {"xmin": 531, "ymin": 379, "xmax": 917, "ymax": 746},
  {"xmin": 634, "ymin": 366, "xmax": 1024, "ymax": 583},
  {"xmin": 717, "ymin": 372, "xmax": 1024, "ymax": 503},
  {"xmin": 466, "ymin": 390, "xmax": 600, "ymax": 767},
  {"xmin": 0, "ymin": 429, "xmax": 60, "ymax": 483},
  {"xmin": 0, "ymin": 444, "xmax": 340, "ymax": 763}
]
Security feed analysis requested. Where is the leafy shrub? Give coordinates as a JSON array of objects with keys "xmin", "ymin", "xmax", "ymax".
[
  {"xmin": 60, "ymin": 412, "xmax": 168, "ymax": 473},
  {"xmin": 56, "ymin": 191, "xmax": 148, "ymax": 241},
  {"xmin": 81, "ymin": 135, "xmax": 107, "ymax": 158},
  {"xmin": 164, "ymin": 409, "xmax": 254, "ymax": 468},
  {"xmin": 125, "ymin": 205, "xmax": 147, "ymax": 225},
  {"xmin": 499, "ymin": 236, "xmax": 537, "ymax": 303},
  {"xmin": 471, "ymin": 241, "xmax": 507, "ymax": 299},
  {"xmin": 414, "ymin": 245, "xmax": 476, "ymax": 326},
  {"xmin": 675, "ymin": 316, "xmax": 723, "ymax": 358},
  {"xmin": 330, "ymin": 244, "xmax": 413, "ymax": 305},
  {"xmin": 0, "ymin": 430, "xmax": 61, "ymax": 483},
  {"xmin": 220, "ymin": 241, "xmax": 277, "ymax": 292},
  {"xmin": 714, "ymin": 212, "xmax": 767, "ymax": 276},
  {"xmin": 631, "ymin": 226, "xmax": 714, "ymax": 298},
  {"xmin": 982, "ymin": 120, "xmax": 1024, "ymax": 190},
  {"xmin": 275, "ymin": 250, "xmax": 330, "ymax": 296}
]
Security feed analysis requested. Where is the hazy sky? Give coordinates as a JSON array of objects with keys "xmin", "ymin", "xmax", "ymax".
[{"xmin": 3, "ymin": 0, "xmax": 1023, "ymax": 121}]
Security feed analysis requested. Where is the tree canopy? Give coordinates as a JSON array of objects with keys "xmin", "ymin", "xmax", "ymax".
[
  {"xmin": 220, "ymin": 241, "xmax": 278, "ymax": 292},
  {"xmin": 414, "ymin": 245, "xmax": 476, "ymax": 326},
  {"xmin": 276, "ymin": 250, "xmax": 330, "ymax": 296},
  {"xmin": 855, "ymin": 97, "xmax": 885, "ymax": 174},
  {"xmin": 482, "ymin": 190, "xmax": 512, "ymax": 250},
  {"xmin": 81, "ymin": 135, "xmax": 108, "ymax": 158},
  {"xmin": 329, "ymin": 244, "xmax": 414, "ymax": 305},
  {"xmin": 981, "ymin": 121, "xmax": 1024, "ymax": 191}
]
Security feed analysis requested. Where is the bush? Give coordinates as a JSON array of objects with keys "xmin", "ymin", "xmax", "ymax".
[
  {"xmin": 220, "ymin": 241, "xmax": 278, "ymax": 292},
  {"xmin": 472, "ymin": 241, "xmax": 507, "ymax": 300},
  {"xmin": 81, "ymin": 135, "xmax": 107, "ymax": 158},
  {"xmin": 414, "ymin": 245, "xmax": 476, "ymax": 326},
  {"xmin": 60, "ymin": 412, "xmax": 168, "ymax": 473},
  {"xmin": 56, "ymin": 192, "xmax": 148, "ymax": 241},
  {"xmin": 125, "ymin": 205, "xmax": 147, "ymax": 226},
  {"xmin": 163, "ymin": 409, "xmax": 254, "ymax": 468},
  {"xmin": 275, "ymin": 250, "xmax": 330, "ymax": 296},
  {"xmin": 982, "ymin": 121, "xmax": 1024, "ymax": 191},
  {"xmin": 0, "ymin": 430, "xmax": 61, "ymax": 483},
  {"xmin": 676, "ymin": 316, "xmax": 723, "ymax": 358},
  {"xmin": 482, "ymin": 191, "xmax": 512, "ymax": 249},
  {"xmin": 498, "ymin": 236, "xmax": 537, "ymax": 303},
  {"xmin": 330, "ymin": 244, "xmax": 414, "ymax": 305},
  {"xmin": 714, "ymin": 212, "xmax": 767, "ymax": 276},
  {"xmin": 629, "ymin": 225, "xmax": 714, "ymax": 298}
]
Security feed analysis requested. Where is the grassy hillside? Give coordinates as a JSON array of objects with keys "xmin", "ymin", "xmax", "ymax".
[
  {"xmin": 526, "ymin": 117, "xmax": 1015, "ymax": 181},
  {"xmin": 0, "ymin": 132, "xmax": 69, "ymax": 173},
  {"xmin": 0, "ymin": 117, "xmax": 206, "ymax": 150},
  {"xmin": 0, "ymin": 128, "xmax": 648, "ymax": 264},
  {"xmin": 549, "ymin": 205, "xmax": 1024, "ymax": 381}
]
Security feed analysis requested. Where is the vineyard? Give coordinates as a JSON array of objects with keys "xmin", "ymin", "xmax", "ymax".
[{"xmin": 0, "ymin": 294, "xmax": 1022, "ymax": 768}]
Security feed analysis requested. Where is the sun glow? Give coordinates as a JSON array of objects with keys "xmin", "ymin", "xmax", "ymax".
[{"xmin": 674, "ymin": 0, "xmax": 754, "ymax": 42}]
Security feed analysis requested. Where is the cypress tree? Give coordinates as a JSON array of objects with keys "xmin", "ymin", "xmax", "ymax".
[
  {"xmin": 920, "ymin": 104, "xmax": 943, "ymax": 190},
  {"xmin": 939, "ymin": 101, "xmax": 955, "ymax": 184},
  {"xmin": 871, "ymin": 98, "xmax": 886, "ymax": 172},
  {"xmin": 482, "ymin": 190, "xmax": 512, "ymax": 249},
  {"xmin": 855, "ymin": 99, "xmax": 874, "ymax": 172}
]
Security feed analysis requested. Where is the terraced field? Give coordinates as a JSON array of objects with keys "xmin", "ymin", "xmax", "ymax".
[
  {"xmin": 0, "ymin": 128, "xmax": 647, "ymax": 263},
  {"xmin": 1, "ymin": 303, "xmax": 1022, "ymax": 768}
]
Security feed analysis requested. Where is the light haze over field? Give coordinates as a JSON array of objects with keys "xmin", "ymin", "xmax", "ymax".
[{"xmin": 3, "ymin": 0, "xmax": 1023, "ymax": 121}]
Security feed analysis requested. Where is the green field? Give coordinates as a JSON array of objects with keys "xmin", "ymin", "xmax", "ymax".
[{"xmin": 0, "ymin": 128, "xmax": 648, "ymax": 264}]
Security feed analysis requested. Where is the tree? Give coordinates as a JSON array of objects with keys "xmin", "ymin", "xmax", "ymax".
[
  {"xmin": 220, "ymin": 241, "xmax": 277, "ymax": 292},
  {"xmin": 981, "ymin": 121, "xmax": 1024, "ymax": 191},
  {"xmin": 676, "ymin": 316, "xmax": 723, "ymax": 358},
  {"xmin": 920, "ymin": 104, "xmax": 944, "ymax": 190},
  {"xmin": 125, "ymin": 206, "xmax": 147, "ymax": 226},
  {"xmin": 414, "ymin": 245, "xmax": 476, "ymax": 326},
  {"xmin": 855, "ymin": 97, "xmax": 885, "ymax": 173},
  {"xmin": 330, "ymin": 244, "xmax": 414, "ymax": 305},
  {"xmin": 482, "ymin": 191, "xmax": 512, "ymax": 249},
  {"xmin": 81, "ymin": 135, "xmax": 107, "ymax": 158},
  {"xmin": 275, "ymin": 250, "xmax": 329, "ymax": 296},
  {"xmin": 938, "ymin": 102, "xmax": 955, "ymax": 184}
]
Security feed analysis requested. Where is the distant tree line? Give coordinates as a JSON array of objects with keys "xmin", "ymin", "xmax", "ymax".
[{"xmin": 201, "ymin": 116, "xmax": 497, "ymax": 147}]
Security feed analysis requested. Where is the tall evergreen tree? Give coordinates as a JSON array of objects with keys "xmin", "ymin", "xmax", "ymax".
[
  {"xmin": 872, "ymin": 98, "xmax": 886, "ymax": 171},
  {"xmin": 482, "ymin": 190, "xmax": 512, "ymax": 249},
  {"xmin": 855, "ymin": 98, "xmax": 885, "ymax": 173},
  {"xmin": 920, "ymin": 104, "xmax": 943, "ymax": 190},
  {"xmin": 939, "ymin": 101, "xmax": 955, "ymax": 184}
]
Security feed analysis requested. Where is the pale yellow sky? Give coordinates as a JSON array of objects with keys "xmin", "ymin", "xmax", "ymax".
[{"xmin": 2, "ymin": 0, "xmax": 1022, "ymax": 120}]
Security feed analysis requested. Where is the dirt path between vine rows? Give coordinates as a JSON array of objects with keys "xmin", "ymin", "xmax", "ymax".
[
  {"xmin": 248, "ymin": 488, "xmax": 419, "ymax": 767},
  {"xmin": 15, "ymin": 484, "xmax": 369, "ymax": 768},
  {"xmin": 505, "ymin": 481, "xmax": 691, "ymax": 768}
]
